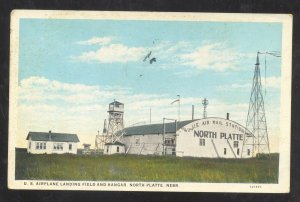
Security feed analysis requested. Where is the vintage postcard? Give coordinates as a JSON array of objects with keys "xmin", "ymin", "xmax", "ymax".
[{"xmin": 8, "ymin": 10, "xmax": 292, "ymax": 192}]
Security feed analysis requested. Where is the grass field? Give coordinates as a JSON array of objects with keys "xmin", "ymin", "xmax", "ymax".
[{"xmin": 15, "ymin": 149, "xmax": 279, "ymax": 183}]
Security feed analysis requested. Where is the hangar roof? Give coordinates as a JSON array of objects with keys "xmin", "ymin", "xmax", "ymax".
[
  {"xmin": 123, "ymin": 120, "xmax": 196, "ymax": 136},
  {"xmin": 26, "ymin": 131, "xmax": 80, "ymax": 142}
]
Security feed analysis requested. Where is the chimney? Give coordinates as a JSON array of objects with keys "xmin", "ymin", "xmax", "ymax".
[
  {"xmin": 192, "ymin": 105, "xmax": 194, "ymax": 120},
  {"xmin": 226, "ymin": 113, "xmax": 229, "ymax": 120},
  {"xmin": 49, "ymin": 130, "xmax": 52, "ymax": 141},
  {"xmin": 103, "ymin": 119, "xmax": 107, "ymax": 133}
]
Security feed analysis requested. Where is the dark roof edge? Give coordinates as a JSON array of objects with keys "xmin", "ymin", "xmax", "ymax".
[
  {"xmin": 124, "ymin": 119, "xmax": 197, "ymax": 130},
  {"xmin": 124, "ymin": 132, "xmax": 175, "ymax": 136},
  {"xmin": 26, "ymin": 132, "xmax": 80, "ymax": 142},
  {"xmin": 105, "ymin": 142, "xmax": 125, "ymax": 146},
  {"xmin": 27, "ymin": 131, "xmax": 77, "ymax": 135}
]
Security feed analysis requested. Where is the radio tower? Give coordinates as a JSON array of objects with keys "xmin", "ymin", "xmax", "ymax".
[
  {"xmin": 243, "ymin": 52, "xmax": 270, "ymax": 157},
  {"xmin": 202, "ymin": 98, "xmax": 208, "ymax": 118}
]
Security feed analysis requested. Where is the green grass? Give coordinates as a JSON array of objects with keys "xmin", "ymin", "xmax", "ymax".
[{"xmin": 15, "ymin": 149, "xmax": 279, "ymax": 183}]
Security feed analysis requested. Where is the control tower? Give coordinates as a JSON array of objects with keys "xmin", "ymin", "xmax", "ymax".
[{"xmin": 107, "ymin": 100, "xmax": 124, "ymax": 143}]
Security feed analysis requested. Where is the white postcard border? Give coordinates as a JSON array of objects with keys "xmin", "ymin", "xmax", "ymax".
[{"xmin": 8, "ymin": 10, "xmax": 293, "ymax": 193}]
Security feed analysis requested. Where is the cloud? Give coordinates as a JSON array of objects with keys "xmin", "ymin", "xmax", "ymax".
[
  {"xmin": 148, "ymin": 41, "xmax": 192, "ymax": 69},
  {"xmin": 74, "ymin": 38, "xmax": 191, "ymax": 65},
  {"xmin": 18, "ymin": 76, "xmax": 279, "ymax": 152},
  {"xmin": 77, "ymin": 44, "xmax": 147, "ymax": 63},
  {"xmin": 74, "ymin": 39, "xmax": 252, "ymax": 73},
  {"xmin": 155, "ymin": 42, "xmax": 258, "ymax": 76},
  {"xmin": 152, "ymin": 41, "xmax": 191, "ymax": 57},
  {"xmin": 179, "ymin": 43, "xmax": 240, "ymax": 71},
  {"xmin": 264, "ymin": 76, "xmax": 281, "ymax": 89},
  {"xmin": 216, "ymin": 83, "xmax": 252, "ymax": 91},
  {"xmin": 216, "ymin": 76, "xmax": 281, "ymax": 91},
  {"xmin": 19, "ymin": 76, "xmax": 116, "ymax": 104},
  {"xmin": 77, "ymin": 37, "xmax": 113, "ymax": 45}
]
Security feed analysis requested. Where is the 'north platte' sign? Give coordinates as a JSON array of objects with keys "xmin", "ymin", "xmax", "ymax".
[{"xmin": 176, "ymin": 117, "xmax": 253, "ymax": 158}]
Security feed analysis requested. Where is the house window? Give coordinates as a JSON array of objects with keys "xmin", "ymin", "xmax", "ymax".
[
  {"xmin": 69, "ymin": 144, "xmax": 72, "ymax": 150},
  {"xmin": 199, "ymin": 139, "xmax": 205, "ymax": 146},
  {"xmin": 233, "ymin": 141, "xmax": 239, "ymax": 148},
  {"xmin": 135, "ymin": 138, "xmax": 140, "ymax": 145},
  {"xmin": 29, "ymin": 142, "xmax": 31, "ymax": 149},
  {"xmin": 107, "ymin": 147, "xmax": 109, "ymax": 153},
  {"xmin": 237, "ymin": 148, "xmax": 240, "ymax": 155},
  {"xmin": 247, "ymin": 149, "xmax": 251, "ymax": 156},
  {"xmin": 53, "ymin": 143, "xmax": 63, "ymax": 150},
  {"xmin": 224, "ymin": 148, "xmax": 227, "ymax": 155},
  {"xmin": 35, "ymin": 142, "xmax": 45, "ymax": 150},
  {"xmin": 117, "ymin": 146, "xmax": 119, "ymax": 152}
]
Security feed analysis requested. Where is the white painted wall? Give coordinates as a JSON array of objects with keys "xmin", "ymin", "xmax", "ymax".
[
  {"xmin": 27, "ymin": 139, "xmax": 77, "ymax": 154},
  {"xmin": 103, "ymin": 144, "xmax": 125, "ymax": 155},
  {"xmin": 121, "ymin": 133, "xmax": 175, "ymax": 155},
  {"xmin": 176, "ymin": 118, "xmax": 253, "ymax": 158}
]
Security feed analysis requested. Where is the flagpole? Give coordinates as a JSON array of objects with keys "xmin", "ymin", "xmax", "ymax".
[
  {"xmin": 150, "ymin": 107, "xmax": 152, "ymax": 124},
  {"xmin": 177, "ymin": 95, "xmax": 180, "ymax": 122},
  {"xmin": 170, "ymin": 95, "xmax": 180, "ymax": 121}
]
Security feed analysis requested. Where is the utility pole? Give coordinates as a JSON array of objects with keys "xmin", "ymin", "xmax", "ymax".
[
  {"xmin": 192, "ymin": 105, "xmax": 194, "ymax": 120},
  {"xmin": 150, "ymin": 107, "xmax": 152, "ymax": 124},
  {"xmin": 163, "ymin": 118, "xmax": 165, "ymax": 156},
  {"xmin": 170, "ymin": 95, "xmax": 180, "ymax": 122},
  {"xmin": 162, "ymin": 117, "xmax": 177, "ymax": 156},
  {"xmin": 177, "ymin": 95, "xmax": 180, "ymax": 122}
]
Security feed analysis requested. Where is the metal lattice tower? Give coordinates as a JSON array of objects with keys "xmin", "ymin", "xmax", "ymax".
[
  {"xmin": 202, "ymin": 98, "xmax": 208, "ymax": 118},
  {"xmin": 95, "ymin": 119, "xmax": 108, "ymax": 152},
  {"xmin": 243, "ymin": 52, "xmax": 270, "ymax": 157},
  {"xmin": 107, "ymin": 100, "xmax": 124, "ymax": 143}
]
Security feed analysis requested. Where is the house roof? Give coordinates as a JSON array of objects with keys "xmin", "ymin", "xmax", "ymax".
[
  {"xmin": 105, "ymin": 141, "xmax": 125, "ymax": 146},
  {"xmin": 123, "ymin": 120, "xmax": 196, "ymax": 136},
  {"xmin": 26, "ymin": 132, "xmax": 80, "ymax": 142}
]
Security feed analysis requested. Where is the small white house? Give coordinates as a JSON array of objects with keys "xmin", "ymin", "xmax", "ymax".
[
  {"xmin": 103, "ymin": 141, "xmax": 125, "ymax": 155},
  {"xmin": 26, "ymin": 131, "xmax": 80, "ymax": 154}
]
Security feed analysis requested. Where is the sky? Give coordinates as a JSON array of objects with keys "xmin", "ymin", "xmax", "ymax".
[{"xmin": 17, "ymin": 18, "xmax": 282, "ymax": 151}]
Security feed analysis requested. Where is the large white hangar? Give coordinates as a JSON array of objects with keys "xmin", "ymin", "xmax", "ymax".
[{"xmin": 121, "ymin": 116, "xmax": 253, "ymax": 159}]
